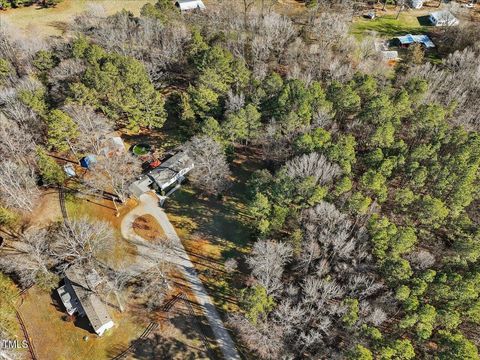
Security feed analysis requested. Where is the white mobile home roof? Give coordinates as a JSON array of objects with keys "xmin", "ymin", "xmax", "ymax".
[
  {"xmin": 430, "ymin": 10, "xmax": 459, "ymax": 26},
  {"xmin": 175, "ymin": 0, "xmax": 206, "ymax": 11}
]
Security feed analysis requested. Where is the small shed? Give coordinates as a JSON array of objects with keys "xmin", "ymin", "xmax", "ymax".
[
  {"xmin": 410, "ymin": 0, "xmax": 424, "ymax": 9},
  {"xmin": 175, "ymin": 0, "xmax": 206, "ymax": 12},
  {"xmin": 57, "ymin": 266, "xmax": 114, "ymax": 336},
  {"xmin": 429, "ymin": 10, "xmax": 459, "ymax": 26},
  {"xmin": 64, "ymin": 164, "xmax": 76, "ymax": 178},
  {"xmin": 381, "ymin": 50, "xmax": 400, "ymax": 62}
]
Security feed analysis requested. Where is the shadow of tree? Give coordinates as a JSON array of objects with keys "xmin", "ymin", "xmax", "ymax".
[{"xmin": 133, "ymin": 333, "xmax": 203, "ymax": 360}]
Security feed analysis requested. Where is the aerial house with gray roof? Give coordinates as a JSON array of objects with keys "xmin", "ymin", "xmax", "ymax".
[
  {"xmin": 129, "ymin": 151, "xmax": 194, "ymax": 204},
  {"xmin": 57, "ymin": 266, "xmax": 114, "ymax": 336}
]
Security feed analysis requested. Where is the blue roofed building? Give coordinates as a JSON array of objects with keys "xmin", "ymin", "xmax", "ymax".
[{"xmin": 393, "ymin": 34, "xmax": 435, "ymax": 48}]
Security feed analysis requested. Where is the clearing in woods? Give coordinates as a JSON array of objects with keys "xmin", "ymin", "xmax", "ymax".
[{"xmin": 0, "ymin": 0, "xmax": 155, "ymax": 38}]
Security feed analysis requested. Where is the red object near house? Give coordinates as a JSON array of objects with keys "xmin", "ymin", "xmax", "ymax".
[{"xmin": 149, "ymin": 159, "xmax": 161, "ymax": 169}]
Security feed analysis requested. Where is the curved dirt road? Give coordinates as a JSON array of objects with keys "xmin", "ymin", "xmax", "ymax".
[{"xmin": 121, "ymin": 192, "xmax": 240, "ymax": 360}]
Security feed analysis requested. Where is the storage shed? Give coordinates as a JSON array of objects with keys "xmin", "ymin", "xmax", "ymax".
[{"xmin": 410, "ymin": 0, "xmax": 424, "ymax": 9}]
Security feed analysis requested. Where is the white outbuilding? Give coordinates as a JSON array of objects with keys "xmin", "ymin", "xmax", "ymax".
[
  {"xmin": 429, "ymin": 10, "xmax": 459, "ymax": 26},
  {"xmin": 410, "ymin": 0, "xmax": 424, "ymax": 9},
  {"xmin": 175, "ymin": 0, "xmax": 206, "ymax": 12}
]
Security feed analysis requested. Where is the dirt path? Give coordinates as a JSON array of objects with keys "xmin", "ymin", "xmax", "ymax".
[{"xmin": 120, "ymin": 192, "xmax": 241, "ymax": 360}]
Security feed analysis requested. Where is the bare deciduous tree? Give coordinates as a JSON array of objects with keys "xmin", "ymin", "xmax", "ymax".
[
  {"xmin": 225, "ymin": 90, "xmax": 245, "ymax": 114},
  {"xmin": 183, "ymin": 135, "xmax": 231, "ymax": 195},
  {"xmin": 103, "ymin": 267, "xmax": 133, "ymax": 313},
  {"xmin": 228, "ymin": 314, "xmax": 284, "ymax": 360},
  {"xmin": 0, "ymin": 115, "xmax": 36, "ymax": 165},
  {"xmin": 0, "ymin": 228, "xmax": 54, "ymax": 288},
  {"xmin": 401, "ymin": 45, "xmax": 480, "ymax": 130},
  {"xmin": 247, "ymin": 240, "xmax": 292, "ymax": 295},
  {"xmin": 52, "ymin": 217, "xmax": 114, "ymax": 270},
  {"xmin": 63, "ymin": 104, "xmax": 114, "ymax": 155},
  {"xmin": 407, "ymin": 249, "xmax": 435, "ymax": 270},
  {"xmin": 85, "ymin": 152, "xmax": 142, "ymax": 203},
  {"xmin": 224, "ymin": 258, "xmax": 238, "ymax": 273},
  {"xmin": 132, "ymin": 239, "xmax": 176, "ymax": 311},
  {"xmin": 284, "ymin": 152, "xmax": 342, "ymax": 186},
  {"xmin": 0, "ymin": 160, "xmax": 40, "ymax": 212}
]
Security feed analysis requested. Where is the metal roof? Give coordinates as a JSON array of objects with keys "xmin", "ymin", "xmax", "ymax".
[
  {"xmin": 64, "ymin": 266, "xmax": 113, "ymax": 334},
  {"xmin": 148, "ymin": 152, "xmax": 194, "ymax": 191},
  {"xmin": 175, "ymin": 0, "xmax": 206, "ymax": 11},
  {"xmin": 129, "ymin": 152, "xmax": 194, "ymax": 197},
  {"xmin": 395, "ymin": 34, "xmax": 435, "ymax": 48},
  {"xmin": 430, "ymin": 10, "xmax": 459, "ymax": 26}
]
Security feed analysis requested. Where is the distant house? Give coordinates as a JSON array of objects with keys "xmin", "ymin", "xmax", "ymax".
[
  {"xmin": 57, "ymin": 266, "xmax": 114, "ymax": 336},
  {"xmin": 429, "ymin": 10, "xmax": 459, "ymax": 26},
  {"xmin": 392, "ymin": 34, "xmax": 435, "ymax": 48},
  {"xmin": 175, "ymin": 0, "xmax": 206, "ymax": 12},
  {"xmin": 129, "ymin": 152, "xmax": 194, "ymax": 203}
]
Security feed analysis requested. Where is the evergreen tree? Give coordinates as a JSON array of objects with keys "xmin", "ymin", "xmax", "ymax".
[{"xmin": 46, "ymin": 110, "xmax": 79, "ymax": 153}]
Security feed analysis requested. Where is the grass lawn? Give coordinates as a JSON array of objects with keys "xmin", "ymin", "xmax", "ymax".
[
  {"xmin": 351, "ymin": 7, "xmax": 435, "ymax": 40},
  {"xmin": 64, "ymin": 191, "xmax": 139, "ymax": 268},
  {"xmin": 19, "ymin": 287, "xmax": 146, "ymax": 360},
  {"xmin": 0, "ymin": 0, "xmax": 155, "ymax": 38},
  {"xmin": 165, "ymin": 148, "xmax": 264, "ymax": 313},
  {"xmin": 61, "ymin": 192, "xmax": 218, "ymax": 359}
]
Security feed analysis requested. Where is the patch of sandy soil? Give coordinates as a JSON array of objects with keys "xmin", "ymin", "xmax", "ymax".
[
  {"xmin": 132, "ymin": 214, "xmax": 166, "ymax": 242},
  {"xmin": 27, "ymin": 189, "xmax": 62, "ymax": 227}
]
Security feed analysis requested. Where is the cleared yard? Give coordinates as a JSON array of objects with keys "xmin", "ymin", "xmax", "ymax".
[
  {"xmin": 0, "ymin": 0, "xmax": 155, "ymax": 38},
  {"xmin": 65, "ymin": 193, "xmax": 139, "ymax": 268},
  {"xmin": 19, "ymin": 287, "xmax": 145, "ymax": 360},
  {"xmin": 351, "ymin": 10, "xmax": 429, "ymax": 39},
  {"xmin": 165, "ymin": 149, "xmax": 263, "ymax": 313}
]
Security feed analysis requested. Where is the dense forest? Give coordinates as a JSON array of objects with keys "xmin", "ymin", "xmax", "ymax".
[{"xmin": 1, "ymin": 0, "xmax": 480, "ymax": 359}]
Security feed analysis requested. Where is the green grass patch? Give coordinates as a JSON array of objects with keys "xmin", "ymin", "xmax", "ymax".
[
  {"xmin": 351, "ymin": 13, "xmax": 429, "ymax": 40},
  {"xmin": 20, "ymin": 287, "xmax": 145, "ymax": 360}
]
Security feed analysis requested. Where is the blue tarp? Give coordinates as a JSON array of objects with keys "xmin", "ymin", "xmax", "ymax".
[{"xmin": 80, "ymin": 155, "xmax": 97, "ymax": 169}]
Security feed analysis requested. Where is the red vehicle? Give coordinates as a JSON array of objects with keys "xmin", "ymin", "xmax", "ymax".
[{"xmin": 149, "ymin": 159, "xmax": 161, "ymax": 169}]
